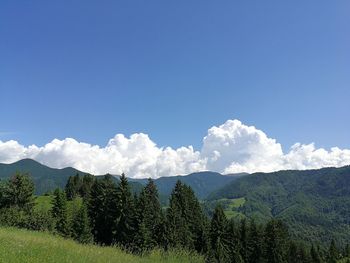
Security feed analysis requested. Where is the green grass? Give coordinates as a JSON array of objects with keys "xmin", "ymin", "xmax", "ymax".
[
  {"xmin": 35, "ymin": 195, "xmax": 82, "ymax": 219},
  {"xmin": 34, "ymin": 195, "xmax": 53, "ymax": 212},
  {"xmin": 0, "ymin": 227, "xmax": 204, "ymax": 263},
  {"xmin": 218, "ymin": 197, "xmax": 246, "ymax": 219}
]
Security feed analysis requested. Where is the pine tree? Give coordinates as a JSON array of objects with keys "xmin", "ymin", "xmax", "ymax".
[
  {"xmin": 247, "ymin": 220, "xmax": 263, "ymax": 263},
  {"xmin": 209, "ymin": 205, "xmax": 231, "ymax": 263},
  {"xmin": 166, "ymin": 181, "xmax": 192, "ymax": 249},
  {"xmin": 80, "ymin": 174, "xmax": 95, "ymax": 199},
  {"xmin": 65, "ymin": 176, "xmax": 77, "ymax": 201},
  {"xmin": 65, "ymin": 173, "xmax": 84, "ymax": 200},
  {"xmin": 288, "ymin": 242, "xmax": 299, "ymax": 263},
  {"xmin": 263, "ymin": 219, "xmax": 289, "ymax": 263},
  {"xmin": 166, "ymin": 181, "xmax": 208, "ymax": 252},
  {"xmin": 51, "ymin": 188, "xmax": 70, "ymax": 237},
  {"xmin": 183, "ymin": 184, "xmax": 209, "ymax": 253},
  {"xmin": 115, "ymin": 173, "xmax": 137, "ymax": 248},
  {"xmin": 135, "ymin": 179, "xmax": 162, "ymax": 251},
  {"xmin": 87, "ymin": 175, "xmax": 118, "ymax": 245},
  {"xmin": 344, "ymin": 244, "xmax": 350, "ymax": 258},
  {"xmin": 227, "ymin": 219, "xmax": 244, "ymax": 263},
  {"xmin": 327, "ymin": 239, "xmax": 338, "ymax": 263},
  {"xmin": 72, "ymin": 202, "xmax": 93, "ymax": 244},
  {"xmin": 5, "ymin": 172, "xmax": 34, "ymax": 212},
  {"xmin": 240, "ymin": 218, "xmax": 249, "ymax": 262},
  {"xmin": 310, "ymin": 244, "xmax": 322, "ymax": 263}
]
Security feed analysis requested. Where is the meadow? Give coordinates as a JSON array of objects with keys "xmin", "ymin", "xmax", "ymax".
[{"xmin": 0, "ymin": 227, "xmax": 204, "ymax": 263}]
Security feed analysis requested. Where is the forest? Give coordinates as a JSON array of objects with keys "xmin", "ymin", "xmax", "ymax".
[{"xmin": 0, "ymin": 172, "xmax": 349, "ymax": 263}]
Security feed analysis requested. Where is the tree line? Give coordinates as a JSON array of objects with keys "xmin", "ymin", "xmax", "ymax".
[{"xmin": 0, "ymin": 172, "xmax": 350, "ymax": 263}]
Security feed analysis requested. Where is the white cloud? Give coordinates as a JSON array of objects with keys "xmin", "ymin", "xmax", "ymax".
[{"xmin": 0, "ymin": 119, "xmax": 349, "ymax": 178}]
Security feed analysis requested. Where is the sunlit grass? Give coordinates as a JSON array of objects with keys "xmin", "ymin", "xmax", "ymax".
[{"xmin": 0, "ymin": 227, "xmax": 204, "ymax": 263}]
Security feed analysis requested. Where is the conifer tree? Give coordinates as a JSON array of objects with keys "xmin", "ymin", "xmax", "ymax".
[
  {"xmin": 135, "ymin": 179, "xmax": 162, "ymax": 251},
  {"xmin": 327, "ymin": 239, "xmax": 338, "ymax": 263},
  {"xmin": 166, "ymin": 181, "xmax": 192, "ymax": 249},
  {"xmin": 6, "ymin": 172, "xmax": 34, "ymax": 212},
  {"xmin": 51, "ymin": 188, "xmax": 70, "ymax": 237},
  {"xmin": 226, "ymin": 219, "xmax": 244, "ymax": 263},
  {"xmin": 263, "ymin": 219, "xmax": 289, "ymax": 263},
  {"xmin": 115, "ymin": 173, "xmax": 137, "ymax": 248},
  {"xmin": 288, "ymin": 242, "xmax": 299, "ymax": 263},
  {"xmin": 310, "ymin": 244, "xmax": 322, "ymax": 263},
  {"xmin": 183, "ymin": 184, "xmax": 209, "ymax": 253},
  {"xmin": 166, "ymin": 181, "xmax": 208, "ymax": 252},
  {"xmin": 240, "ymin": 218, "xmax": 249, "ymax": 262},
  {"xmin": 344, "ymin": 244, "xmax": 350, "ymax": 259},
  {"xmin": 209, "ymin": 205, "xmax": 231, "ymax": 263},
  {"xmin": 65, "ymin": 175, "xmax": 77, "ymax": 201},
  {"xmin": 72, "ymin": 202, "xmax": 93, "ymax": 244},
  {"xmin": 80, "ymin": 174, "xmax": 95, "ymax": 199},
  {"xmin": 247, "ymin": 220, "xmax": 263, "ymax": 263},
  {"xmin": 88, "ymin": 174, "xmax": 118, "ymax": 245}
]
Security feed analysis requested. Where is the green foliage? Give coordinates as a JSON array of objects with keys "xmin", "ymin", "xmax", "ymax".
[
  {"xmin": 115, "ymin": 173, "xmax": 137, "ymax": 248},
  {"xmin": 247, "ymin": 220, "xmax": 263, "ymax": 263},
  {"xmin": 51, "ymin": 188, "xmax": 70, "ymax": 237},
  {"xmin": 166, "ymin": 181, "xmax": 208, "ymax": 253},
  {"xmin": 310, "ymin": 244, "xmax": 323, "ymax": 263},
  {"xmin": 135, "ymin": 179, "xmax": 164, "ymax": 251},
  {"xmin": 71, "ymin": 202, "xmax": 93, "ymax": 244},
  {"xmin": 209, "ymin": 206, "xmax": 231, "ymax": 263},
  {"xmin": 208, "ymin": 166, "xmax": 350, "ymax": 246},
  {"xmin": 66, "ymin": 173, "xmax": 95, "ymax": 200},
  {"xmin": 87, "ymin": 174, "xmax": 118, "ymax": 245},
  {"xmin": 3, "ymin": 172, "xmax": 35, "ymax": 212},
  {"xmin": 263, "ymin": 219, "xmax": 289, "ymax": 263},
  {"xmin": 328, "ymin": 239, "xmax": 339, "ymax": 263}
]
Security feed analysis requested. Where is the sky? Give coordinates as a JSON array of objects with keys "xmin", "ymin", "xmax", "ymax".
[{"xmin": 0, "ymin": 1, "xmax": 349, "ymax": 177}]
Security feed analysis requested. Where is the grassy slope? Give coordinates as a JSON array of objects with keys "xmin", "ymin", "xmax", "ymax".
[
  {"xmin": 0, "ymin": 227, "xmax": 204, "ymax": 263},
  {"xmin": 220, "ymin": 197, "xmax": 246, "ymax": 219}
]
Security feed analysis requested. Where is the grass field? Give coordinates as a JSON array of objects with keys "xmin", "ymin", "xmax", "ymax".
[
  {"xmin": 34, "ymin": 195, "xmax": 53, "ymax": 211},
  {"xmin": 218, "ymin": 197, "xmax": 246, "ymax": 219},
  {"xmin": 0, "ymin": 227, "xmax": 204, "ymax": 263}
]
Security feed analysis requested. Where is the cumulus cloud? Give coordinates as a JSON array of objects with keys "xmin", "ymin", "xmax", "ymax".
[{"xmin": 0, "ymin": 119, "xmax": 349, "ymax": 178}]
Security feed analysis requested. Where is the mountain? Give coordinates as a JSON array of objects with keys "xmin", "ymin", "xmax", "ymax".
[
  {"xmin": 0, "ymin": 159, "xmax": 143, "ymax": 195},
  {"xmin": 150, "ymin": 171, "xmax": 244, "ymax": 199},
  {"xmin": 0, "ymin": 159, "xmax": 241, "ymax": 199},
  {"xmin": 0, "ymin": 159, "xmax": 85, "ymax": 195},
  {"xmin": 208, "ymin": 166, "xmax": 350, "ymax": 246}
]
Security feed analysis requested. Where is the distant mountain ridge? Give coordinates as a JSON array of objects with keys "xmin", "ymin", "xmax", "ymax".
[
  {"xmin": 0, "ymin": 159, "xmax": 242, "ymax": 198},
  {"xmin": 0, "ymin": 159, "xmax": 85, "ymax": 194},
  {"xmin": 208, "ymin": 165, "xmax": 350, "ymax": 245}
]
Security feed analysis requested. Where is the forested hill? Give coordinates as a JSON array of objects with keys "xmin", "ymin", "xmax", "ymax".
[
  {"xmin": 143, "ymin": 171, "xmax": 244, "ymax": 199},
  {"xmin": 208, "ymin": 165, "xmax": 350, "ymax": 245},
  {"xmin": 0, "ymin": 159, "xmax": 144, "ymax": 195},
  {"xmin": 0, "ymin": 159, "xmax": 84, "ymax": 194},
  {"xmin": 0, "ymin": 159, "xmax": 241, "ymax": 198}
]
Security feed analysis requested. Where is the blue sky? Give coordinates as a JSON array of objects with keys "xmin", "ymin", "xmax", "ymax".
[{"xmin": 1, "ymin": 0, "xmax": 349, "ymax": 152}]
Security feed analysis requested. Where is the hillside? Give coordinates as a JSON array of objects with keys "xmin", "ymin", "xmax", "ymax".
[
  {"xmin": 0, "ymin": 159, "xmax": 241, "ymax": 199},
  {"xmin": 0, "ymin": 159, "xmax": 84, "ymax": 195},
  {"xmin": 151, "ymin": 171, "xmax": 243, "ymax": 199},
  {"xmin": 208, "ymin": 166, "xmax": 350, "ymax": 245},
  {"xmin": 0, "ymin": 227, "xmax": 203, "ymax": 263},
  {"xmin": 0, "ymin": 159, "xmax": 144, "ymax": 195}
]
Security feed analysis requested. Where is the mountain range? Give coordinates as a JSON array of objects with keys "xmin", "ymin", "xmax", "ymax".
[
  {"xmin": 0, "ymin": 159, "xmax": 241, "ymax": 199},
  {"xmin": 1, "ymin": 158, "xmax": 350, "ymax": 246}
]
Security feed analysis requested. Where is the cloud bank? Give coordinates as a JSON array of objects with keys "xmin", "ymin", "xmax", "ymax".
[{"xmin": 0, "ymin": 119, "xmax": 349, "ymax": 178}]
